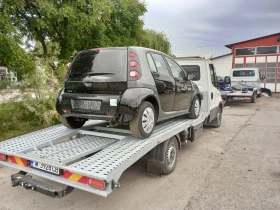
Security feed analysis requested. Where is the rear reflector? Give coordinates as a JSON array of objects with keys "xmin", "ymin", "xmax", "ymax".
[
  {"xmin": 0, "ymin": 154, "xmax": 7, "ymax": 161},
  {"xmin": 129, "ymin": 52, "xmax": 136, "ymax": 58},
  {"xmin": 129, "ymin": 70, "xmax": 140, "ymax": 78},
  {"xmin": 129, "ymin": 61, "xmax": 138, "ymax": 67},
  {"xmin": 88, "ymin": 178, "xmax": 106, "ymax": 190}
]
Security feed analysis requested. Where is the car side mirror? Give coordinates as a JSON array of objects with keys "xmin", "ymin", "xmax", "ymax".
[
  {"xmin": 187, "ymin": 74, "xmax": 194, "ymax": 81},
  {"xmin": 224, "ymin": 76, "xmax": 231, "ymax": 85}
]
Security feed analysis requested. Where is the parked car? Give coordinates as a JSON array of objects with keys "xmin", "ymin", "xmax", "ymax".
[{"xmin": 56, "ymin": 47, "xmax": 202, "ymax": 138}]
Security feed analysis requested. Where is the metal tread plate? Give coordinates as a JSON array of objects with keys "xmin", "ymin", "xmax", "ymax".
[
  {"xmin": 66, "ymin": 113, "xmax": 207, "ymax": 182},
  {"xmin": 0, "ymin": 125, "xmax": 77, "ymax": 155},
  {"xmin": 21, "ymin": 135, "xmax": 118, "ymax": 166}
]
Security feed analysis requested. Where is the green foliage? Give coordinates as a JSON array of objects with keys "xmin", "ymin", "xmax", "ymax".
[
  {"xmin": 0, "ymin": 34, "xmax": 36, "ymax": 79},
  {"xmin": 0, "ymin": 77, "xmax": 10, "ymax": 90},
  {"xmin": 141, "ymin": 29, "xmax": 172, "ymax": 55},
  {"xmin": 0, "ymin": 98, "xmax": 60, "ymax": 141}
]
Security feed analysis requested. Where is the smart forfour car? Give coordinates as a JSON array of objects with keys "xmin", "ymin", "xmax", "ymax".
[{"xmin": 56, "ymin": 47, "xmax": 202, "ymax": 138}]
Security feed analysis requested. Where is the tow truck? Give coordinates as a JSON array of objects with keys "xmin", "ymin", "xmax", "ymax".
[
  {"xmin": 0, "ymin": 58, "xmax": 229, "ymax": 198},
  {"xmin": 220, "ymin": 67, "xmax": 272, "ymax": 103}
]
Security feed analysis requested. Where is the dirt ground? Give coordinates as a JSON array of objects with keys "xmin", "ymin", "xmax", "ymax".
[{"xmin": 0, "ymin": 94, "xmax": 280, "ymax": 210}]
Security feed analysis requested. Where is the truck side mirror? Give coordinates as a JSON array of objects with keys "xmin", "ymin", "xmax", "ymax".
[
  {"xmin": 260, "ymin": 75, "xmax": 265, "ymax": 81},
  {"xmin": 224, "ymin": 76, "xmax": 231, "ymax": 85}
]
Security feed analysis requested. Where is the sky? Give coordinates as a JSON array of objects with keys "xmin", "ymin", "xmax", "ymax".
[{"xmin": 143, "ymin": 0, "xmax": 280, "ymax": 57}]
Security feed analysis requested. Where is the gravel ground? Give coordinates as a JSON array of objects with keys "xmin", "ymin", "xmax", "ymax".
[{"xmin": 0, "ymin": 93, "xmax": 279, "ymax": 210}]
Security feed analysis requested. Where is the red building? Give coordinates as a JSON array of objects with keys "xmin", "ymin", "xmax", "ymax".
[{"xmin": 226, "ymin": 32, "xmax": 280, "ymax": 92}]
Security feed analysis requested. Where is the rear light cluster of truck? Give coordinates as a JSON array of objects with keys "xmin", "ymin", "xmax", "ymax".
[
  {"xmin": 0, "ymin": 153, "xmax": 7, "ymax": 161},
  {"xmin": 128, "ymin": 52, "xmax": 140, "ymax": 79}
]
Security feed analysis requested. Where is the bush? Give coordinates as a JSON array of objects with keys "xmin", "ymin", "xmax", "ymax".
[
  {"xmin": 0, "ymin": 77, "xmax": 10, "ymax": 90},
  {"xmin": 0, "ymin": 96, "xmax": 60, "ymax": 141}
]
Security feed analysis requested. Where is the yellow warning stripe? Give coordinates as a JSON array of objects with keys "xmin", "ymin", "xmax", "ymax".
[
  {"xmin": 68, "ymin": 173, "xmax": 83, "ymax": 182},
  {"xmin": 14, "ymin": 156, "xmax": 24, "ymax": 166}
]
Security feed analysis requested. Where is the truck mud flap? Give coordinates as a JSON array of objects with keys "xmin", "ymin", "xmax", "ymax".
[
  {"xmin": 188, "ymin": 123, "xmax": 203, "ymax": 142},
  {"xmin": 11, "ymin": 172, "xmax": 74, "ymax": 198}
]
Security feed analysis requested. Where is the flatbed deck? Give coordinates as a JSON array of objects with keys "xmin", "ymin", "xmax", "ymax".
[{"xmin": 0, "ymin": 111, "xmax": 207, "ymax": 197}]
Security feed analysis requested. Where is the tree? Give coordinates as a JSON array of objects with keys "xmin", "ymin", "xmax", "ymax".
[
  {"xmin": 0, "ymin": 7, "xmax": 35, "ymax": 79},
  {"xmin": 2, "ymin": 0, "xmax": 147, "ymax": 59},
  {"xmin": 141, "ymin": 29, "xmax": 172, "ymax": 55}
]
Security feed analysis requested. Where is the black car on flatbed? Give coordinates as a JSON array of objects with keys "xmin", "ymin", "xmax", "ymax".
[{"xmin": 56, "ymin": 47, "xmax": 202, "ymax": 138}]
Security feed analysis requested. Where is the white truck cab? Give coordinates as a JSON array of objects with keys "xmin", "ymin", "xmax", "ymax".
[
  {"xmin": 175, "ymin": 57, "xmax": 229, "ymax": 126},
  {"xmin": 220, "ymin": 67, "xmax": 270, "ymax": 103}
]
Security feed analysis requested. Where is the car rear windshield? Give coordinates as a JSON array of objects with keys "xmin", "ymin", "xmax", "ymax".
[
  {"xmin": 181, "ymin": 65, "xmax": 200, "ymax": 81},
  {"xmin": 233, "ymin": 70, "xmax": 255, "ymax": 77},
  {"xmin": 68, "ymin": 49, "xmax": 127, "ymax": 79}
]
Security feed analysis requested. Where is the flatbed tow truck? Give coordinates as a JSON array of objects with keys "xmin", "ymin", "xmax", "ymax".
[
  {"xmin": 0, "ymin": 58, "xmax": 226, "ymax": 198},
  {"xmin": 0, "ymin": 106, "xmax": 207, "ymax": 197}
]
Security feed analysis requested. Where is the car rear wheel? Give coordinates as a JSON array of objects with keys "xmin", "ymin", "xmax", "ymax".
[
  {"xmin": 60, "ymin": 116, "xmax": 86, "ymax": 129},
  {"xmin": 130, "ymin": 101, "xmax": 155, "ymax": 139},
  {"xmin": 187, "ymin": 95, "xmax": 200, "ymax": 119}
]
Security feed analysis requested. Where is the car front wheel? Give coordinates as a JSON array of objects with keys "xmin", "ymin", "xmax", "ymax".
[
  {"xmin": 60, "ymin": 116, "xmax": 86, "ymax": 129},
  {"xmin": 130, "ymin": 101, "xmax": 155, "ymax": 139},
  {"xmin": 187, "ymin": 95, "xmax": 200, "ymax": 119}
]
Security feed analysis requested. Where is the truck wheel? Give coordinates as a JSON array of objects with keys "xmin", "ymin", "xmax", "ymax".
[
  {"xmin": 187, "ymin": 95, "xmax": 200, "ymax": 119},
  {"xmin": 211, "ymin": 106, "xmax": 222, "ymax": 128},
  {"xmin": 162, "ymin": 137, "xmax": 179, "ymax": 175},
  {"xmin": 251, "ymin": 92, "xmax": 256, "ymax": 103},
  {"xmin": 130, "ymin": 101, "xmax": 155, "ymax": 139},
  {"xmin": 60, "ymin": 116, "xmax": 86, "ymax": 129}
]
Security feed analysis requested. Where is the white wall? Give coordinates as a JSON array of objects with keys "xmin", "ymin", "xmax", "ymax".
[{"xmin": 211, "ymin": 54, "xmax": 232, "ymax": 77}]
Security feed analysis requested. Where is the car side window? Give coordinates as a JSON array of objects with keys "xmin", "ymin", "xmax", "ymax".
[
  {"xmin": 147, "ymin": 53, "xmax": 157, "ymax": 73},
  {"xmin": 150, "ymin": 53, "xmax": 170, "ymax": 76},
  {"xmin": 165, "ymin": 57, "xmax": 184, "ymax": 80}
]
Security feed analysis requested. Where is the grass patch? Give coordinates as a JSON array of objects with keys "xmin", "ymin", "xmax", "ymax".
[{"xmin": 0, "ymin": 98, "xmax": 60, "ymax": 142}]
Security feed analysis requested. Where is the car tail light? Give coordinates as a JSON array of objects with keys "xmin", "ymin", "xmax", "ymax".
[
  {"xmin": 63, "ymin": 110, "xmax": 72, "ymax": 113},
  {"xmin": 88, "ymin": 178, "xmax": 106, "ymax": 190},
  {"xmin": 129, "ymin": 61, "xmax": 138, "ymax": 67},
  {"xmin": 0, "ymin": 153, "xmax": 7, "ymax": 161},
  {"xmin": 129, "ymin": 52, "xmax": 136, "ymax": 58},
  {"xmin": 129, "ymin": 70, "xmax": 140, "ymax": 78}
]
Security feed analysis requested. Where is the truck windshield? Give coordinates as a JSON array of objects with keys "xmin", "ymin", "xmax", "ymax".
[{"xmin": 233, "ymin": 70, "xmax": 255, "ymax": 77}]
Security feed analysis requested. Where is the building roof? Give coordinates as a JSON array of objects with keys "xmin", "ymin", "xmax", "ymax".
[
  {"xmin": 225, "ymin": 32, "xmax": 280, "ymax": 49},
  {"xmin": 211, "ymin": 53, "xmax": 232, "ymax": 60}
]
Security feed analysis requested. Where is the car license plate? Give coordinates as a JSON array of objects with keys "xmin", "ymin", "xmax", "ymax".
[
  {"xmin": 233, "ymin": 97, "xmax": 244, "ymax": 100},
  {"xmin": 31, "ymin": 161, "xmax": 60, "ymax": 175},
  {"xmin": 73, "ymin": 100, "xmax": 101, "ymax": 110}
]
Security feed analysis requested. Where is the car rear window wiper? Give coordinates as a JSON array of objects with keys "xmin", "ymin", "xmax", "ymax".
[{"xmin": 86, "ymin": 72, "xmax": 114, "ymax": 76}]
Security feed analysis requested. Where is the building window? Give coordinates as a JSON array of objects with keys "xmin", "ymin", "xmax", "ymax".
[
  {"xmin": 235, "ymin": 48, "xmax": 255, "ymax": 56},
  {"xmin": 256, "ymin": 46, "xmax": 277, "ymax": 54},
  {"xmin": 234, "ymin": 64, "xmax": 243, "ymax": 68},
  {"xmin": 246, "ymin": 63, "xmax": 255, "ymax": 67}
]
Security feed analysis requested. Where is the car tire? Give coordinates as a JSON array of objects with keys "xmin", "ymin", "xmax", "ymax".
[
  {"xmin": 257, "ymin": 92, "xmax": 262, "ymax": 98},
  {"xmin": 187, "ymin": 95, "xmax": 200, "ymax": 119},
  {"xmin": 162, "ymin": 137, "xmax": 179, "ymax": 175},
  {"xmin": 130, "ymin": 101, "xmax": 155, "ymax": 139},
  {"xmin": 251, "ymin": 92, "xmax": 256, "ymax": 103},
  {"xmin": 211, "ymin": 106, "xmax": 222, "ymax": 128},
  {"xmin": 60, "ymin": 116, "xmax": 86, "ymax": 129}
]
